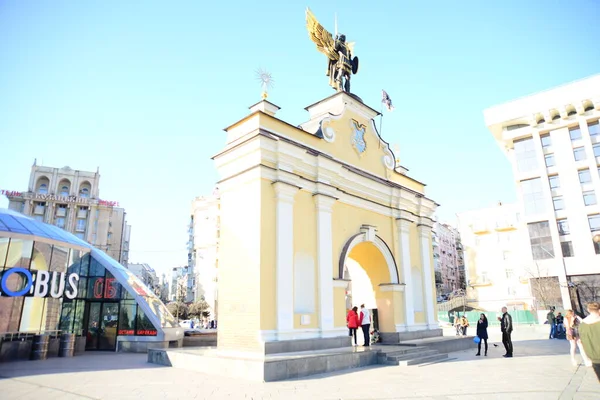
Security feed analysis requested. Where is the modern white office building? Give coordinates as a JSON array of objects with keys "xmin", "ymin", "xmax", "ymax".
[{"xmin": 484, "ymin": 74, "xmax": 600, "ymax": 312}]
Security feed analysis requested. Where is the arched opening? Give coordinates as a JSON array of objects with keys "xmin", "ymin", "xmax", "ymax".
[
  {"xmin": 79, "ymin": 181, "xmax": 92, "ymax": 198},
  {"xmin": 58, "ymin": 179, "xmax": 71, "ymax": 197},
  {"xmin": 35, "ymin": 177, "xmax": 49, "ymax": 194},
  {"xmin": 340, "ymin": 234, "xmax": 400, "ymax": 345}
]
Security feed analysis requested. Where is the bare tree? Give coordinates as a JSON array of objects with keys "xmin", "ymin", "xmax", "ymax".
[{"xmin": 525, "ymin": 262, "xmax": 562, "ymax": 310}]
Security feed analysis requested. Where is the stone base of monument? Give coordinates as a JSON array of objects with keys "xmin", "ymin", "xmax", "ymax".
[
  {"xmin": 379, "ymin": 328, "xmax": 444, "ymax": 343},
  {"xmin": 146, "ymin": 332, "xmax": 473, "ymax": 381},
  {"xmin": 148, "ymin": 345, "xmax": 380, "ymax": 382}
]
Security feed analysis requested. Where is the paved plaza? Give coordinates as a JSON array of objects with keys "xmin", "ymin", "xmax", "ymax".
[{"xmin": 1, "ymin": 328, "xmax": 599, "ymax": 400}]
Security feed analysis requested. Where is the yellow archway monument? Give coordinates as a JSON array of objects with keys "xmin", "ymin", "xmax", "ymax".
[{"xmin": 214, "ymin": 91, "xmax": 439, "ymax": 354}]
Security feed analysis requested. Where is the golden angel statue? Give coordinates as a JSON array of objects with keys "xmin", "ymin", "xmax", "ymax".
[{"xmin": 305, "ymin": 8, "xmax": 359, "ymax": 93}]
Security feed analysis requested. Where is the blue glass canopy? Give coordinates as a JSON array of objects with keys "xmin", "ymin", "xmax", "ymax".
[{"xmin": 0, "ymin": 208, "xmax": 91, "ymax": 248}]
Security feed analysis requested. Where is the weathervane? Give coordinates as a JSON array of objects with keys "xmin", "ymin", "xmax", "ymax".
[
  {"xmin": 305, "ymin": 8, "xmax": 359, "ymax": 93},
  {"xmin": 255, "ymin": 68, "xmax": 274, "ymax": 100}
]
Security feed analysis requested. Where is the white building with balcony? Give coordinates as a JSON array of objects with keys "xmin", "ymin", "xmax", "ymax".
[
  {"xmin": 458, "ymin": 203, "xmax": 536, "ymax": 311},
  {"xmin": 484, "ymin": 74, "xmax": 600, "ymax": 312}
]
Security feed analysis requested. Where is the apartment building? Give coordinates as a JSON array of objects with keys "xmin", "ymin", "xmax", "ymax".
[
  {"xmin": 484, "ymin": 74, "xmax": 600, "ymax": 312},
  {"xmin": 188, "ymin": 189, "xmax": 220, "ymax": 316},
  {"xmin": 432, "ymin": 222, "xmax": 465, "ymax": 296},
  {"xmin": 3, "ymin": 162, "xmax": 131, "ymax": 265},
  {"xmin": 458, "ymin": 203, "xmax": 537, "ymax": 311}
]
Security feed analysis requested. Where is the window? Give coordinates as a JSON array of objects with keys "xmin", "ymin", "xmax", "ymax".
[
  {"xmin": 76, "ymin": 219, "xmax": 86, "ymax": 232},
  {"xmin": 589, "ymin": 121, "xmax": 599, "ymax": 136},
  {"xmin": 561, "ymin": 241, "xmax": 574, "ymax": 257},
  {"xmin": 502, "ymin": 251, "xmax": 510, "ymax": 260},
  {"xmin": 584, "ymin": 190, "xmax": 597, "ymax": 206},
  {"xmin": 594, "ymin": 143, "xmax": 600, "ymax": 158},
  {"xmin": 557, "ymin": 219, "xmax": 570, "ymax": 235},
  {"xmin": 549, "ymin": 175, "xmax": 560, "ymax": 190},
  {"xmin": 521, "ymin": 178, "xmax": 546, "ymax": 215},
  {"xmin": 38, "ymin": 183, "xmax": 48, "ymax": 194},
  {"xmin": 540, "ymin": 134, "xmax": 551, "ymax": 148},
  {"xmin": 545, "ymin": 154, "xmax": 556, "ymax": 167},
  {"xmin": 55, "ymin": 217, "xmax": 65, "ymax": 229},
  {"xmin": 588, "ymin": 214, "xmax": 600, "ymax": 232},
  {"xmin": 579, "ymin": 169, "xmax": 592, "ymax": 184},
  {"xmin": 574, "ymin": 147, "xmax": 587, "ymax": 161},
  {"xmin": 75, "ymin": 232, "xmax": 85, "ymax": 240},
  {"xmin": 34, "ymin": 215, "xmax": 44, "ymax": 222},
  {"xmin": 594, "ymin": 240, "xmax": 600, "ymax": 255},
  {"xmin": 505, "ymin": 269, "xmax": 515, "ymax": 279},
  {"xmin": 60, "ymin": 186, "xmax": 69, "ymax": 197},
  {"xmin": 514, "ymin": 137, "xmax": 538, "ymax": 172},
  {"xmin": 528, "ymin": 221, "xmax": 554, "ymax": 260},
  {"xmin": 553, "ymin": 196, "xmax": 565, "ymax": 211},
  {"xmin": 570, "ymin": 126, "xmax": 582, "ymax": 140}
]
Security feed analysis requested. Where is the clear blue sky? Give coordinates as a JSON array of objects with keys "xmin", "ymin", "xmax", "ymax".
[{"xmin": 1, "ymin": 1, "xmax": 599, "ymax": 275}]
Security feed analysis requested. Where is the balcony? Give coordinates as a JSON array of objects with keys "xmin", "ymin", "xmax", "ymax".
[
  {"xmin": 472, "ymin": 223, "xmax": 490, "ymax": 235},
  {"xmin": 34, "ymin": 205, "xmax": 45, "ymax": 215},
  {"xmin": 77, "ymin": 209, "xmax": 87, "ymax": 219},
  {"xmin": 495, "ymin": 220, "xmax": 517, "ymax": 232},
  {"xmin": 56, "ymin": 208, "xmax": 67, "ymax": 217}
]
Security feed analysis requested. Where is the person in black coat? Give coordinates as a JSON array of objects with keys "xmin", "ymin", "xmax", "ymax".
[{"xmin": 476, "ymin": 313, "xmax": 489, "ymax": 356}]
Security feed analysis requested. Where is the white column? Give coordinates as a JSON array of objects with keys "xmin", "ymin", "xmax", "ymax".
[
  {"xmin": 418, "ymin": 223, "xmax": 437, "ymax": 328},
  {"xmin": 397, "ymin": 218, "xmax": 414, "ymax": 330},
  {"xmin": 314, "ymin": 194, "xmax": 336, "ymax": 336},
  {"xmin": 273, "ymin": 182, "xmax": 299, "ymax": 334}
]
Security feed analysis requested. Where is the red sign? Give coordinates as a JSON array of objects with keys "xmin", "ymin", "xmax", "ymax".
[
  {"xmin": 91, "ymin": 277, "xmax": 118, "ymax": 299},
  {"xmin": 118, "ymin": 329, "xmax": 134, "ymax": 335},
  {"xmin": 136, "ymin": 329, "xmax": 157, "ymax": 336},
  {"xmin": 0, "ymin": 189, "xmax": 119, "ymax": 207},
  {"xmin": 0, "ymin": 190, "xmax": 22, "ymax": 197}
]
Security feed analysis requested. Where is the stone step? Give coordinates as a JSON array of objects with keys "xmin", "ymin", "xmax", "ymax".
[
  {"xmin": 385, "ymin": 349, "xmax": 439, "ymax": 362},
  {"xmin": 376, "ymin": 346, "xmax": 429, "ymax": 358},
  {"xmin": 398, "ymin": 353, "xmax": 449, "ymax": 366}
]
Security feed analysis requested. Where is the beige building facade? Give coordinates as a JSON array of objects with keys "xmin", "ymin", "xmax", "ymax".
[
  {"xmin": 458, "ymin": 203, "xmax": 536, "ymax": 311},
  {"xmin": 484, "ymin": 74, "xmax": 600, "ymax": 311},
  {"xmin": 4, "ymin": 162, "xmax": 131, "ymax": 266}
]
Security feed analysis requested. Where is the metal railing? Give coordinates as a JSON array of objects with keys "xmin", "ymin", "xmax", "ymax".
[{"xmin": 0, "ymin": 329, "xmax": 83, "ymax": 342}]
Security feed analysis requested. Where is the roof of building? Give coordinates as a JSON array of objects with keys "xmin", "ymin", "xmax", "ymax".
[{"xmin": 0, "ymin": 208, "xmax": 91, "ymax": 249}]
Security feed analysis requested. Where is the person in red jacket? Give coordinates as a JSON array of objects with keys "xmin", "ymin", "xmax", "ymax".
[{"xmin": 346, "ymin": 306, "xmax": 360, "ymax": 346}]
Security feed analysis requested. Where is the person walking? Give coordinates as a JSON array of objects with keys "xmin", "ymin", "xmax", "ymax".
[
  {"xmin": 461, "ymin": 315, "xmax": 470, "ymax": 336},
  {"xmin": 547, "ymin": 307, "xmax": 556, "ymax": 339},
  {"xmin": 579, "ymin": 302, "xmax": 600, "ymax": 381},
  {"xmin": 454, "ymin": 313, "xmax": 462, "ymax": 336},
  {"xmin": 498, "ymin": 306, "xmax": 513, "ymax": 358},
  {"xmin": 476, "ymin": 313, "xmax": 489, "ymax": 356},
  {"xmin": 359, "ymin": 304, "xmax": 371, "ymax": 347},
  {"xmin": 563, "ymin": 309, "xmax": 592, "ymax": 367},
  {"xmin": 346, "ymin": 306, "xmax": 360, "ymax": 346}
]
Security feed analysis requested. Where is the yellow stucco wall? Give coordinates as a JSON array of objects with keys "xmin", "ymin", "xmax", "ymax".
[
  {"xmin": 292, "ymin": 190, "xmax": 318, "ymax": 329},
  {"xmin": 217, "ymin": 177, "xmax": 263, "ymax": 351},
  {"xmin": 256, "ymin": 114, "xmax": 426, "ymax": 194},
  {"xmin": 259, "ymin": 179, "xmax": 277, "ymax": 332}
]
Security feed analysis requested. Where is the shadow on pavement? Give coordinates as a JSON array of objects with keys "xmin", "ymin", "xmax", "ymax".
[{"xmin": 0, "ymin": 352, "xmax": 164, "ymax": 379}]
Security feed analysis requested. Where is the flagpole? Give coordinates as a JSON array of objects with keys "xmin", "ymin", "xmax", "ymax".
[{"xmin": 379, "ymin": 104, "xmax": 383, "ymax": 148}]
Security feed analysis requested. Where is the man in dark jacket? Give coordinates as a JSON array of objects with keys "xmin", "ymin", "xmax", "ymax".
[{"xmin": 499, "ymin": 306, "xmax": 513, "ymax": 358}]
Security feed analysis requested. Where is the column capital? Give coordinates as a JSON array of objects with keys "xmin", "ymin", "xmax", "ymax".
[
  {"xmin": 333, "ymin": 278, "xmax": 350, "ymax": 289},
  {"xmin": 313, "ymin": 192, "xmax": 337, "ymax": 212},
  {"xmin": 379, "ymin": 283, "xmax": 405, "ymax": 292},
  {"xmin": 273, "ymin": 181, "xmax": 299, "ymax": 203},
  {"xmin": 417, "ymin": 218, "xmax": 434, "ymax": 236},
  {"xmin": 396, "ymin": 210, "xmax": 417, "ymax": 232}
]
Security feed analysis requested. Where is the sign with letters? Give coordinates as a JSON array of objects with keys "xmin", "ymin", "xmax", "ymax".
[
  {"xmin": 0, "ymin": 189, "xmax": 119, "ymax": 207},
  {"xmin": 0, "ymin": 267, "xmax": 79, "ymax": 299}
]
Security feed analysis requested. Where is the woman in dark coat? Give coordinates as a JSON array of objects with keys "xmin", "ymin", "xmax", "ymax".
[{"xmin": 476, "ymin": 313, "xmax": 489, "ymax": 356}]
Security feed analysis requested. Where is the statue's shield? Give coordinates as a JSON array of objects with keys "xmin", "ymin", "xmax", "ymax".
[{"xmin": 352, "ymin": 56, "xmax": 359, "ymax": 74}]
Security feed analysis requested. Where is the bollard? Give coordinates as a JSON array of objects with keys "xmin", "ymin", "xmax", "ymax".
[
  {"xmin": 30, "ymin": 335, "xmax": 49, "ymax": 361},
  {"xmin": 58, "ymin": 333, "xmax": 75, "ymax": 357}
]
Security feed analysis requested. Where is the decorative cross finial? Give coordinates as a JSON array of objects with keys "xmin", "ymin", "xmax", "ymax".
[{"xmin": 255, "ymin": 68, "xmax": 274, "ymax": 100}]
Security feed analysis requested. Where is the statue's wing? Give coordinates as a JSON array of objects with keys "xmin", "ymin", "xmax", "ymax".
[
  {"xmin": 347, "ymin": 42, "xmax": 356, "ymax": 56},
  {"xmin": 306, "ymin": 8, "xmax": 338, "ymax": 61}
]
